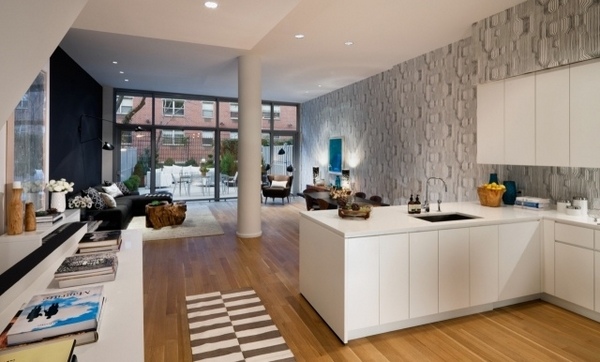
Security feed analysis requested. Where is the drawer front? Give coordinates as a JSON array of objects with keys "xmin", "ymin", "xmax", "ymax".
[{"xmin": 555, "ymin": 223, "xmax": 594, "ymax": 249}]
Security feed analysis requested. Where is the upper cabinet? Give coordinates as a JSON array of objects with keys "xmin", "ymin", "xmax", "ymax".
[
  {"xmin": 504, "ymin": 74, "xmax": 535, "ymax": 165},
  {"xmin": 570, "ymin": 58, "xmax": 600, "ymax": 168},
  {"xmin": 536, "ymin": 67, "xmax": 570, "ymax": 167},
  {"xmin": 476, "ymin": 81, "xmax": 505, "ymax": 164},
  {"xmin": 477, "ymin": 57, "xmax": 600, "ymax": 168}
]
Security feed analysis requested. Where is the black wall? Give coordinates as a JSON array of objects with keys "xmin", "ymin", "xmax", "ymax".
[{"xmin": 49, "ymin": 47, "xmax": 103, "ymax": 193}]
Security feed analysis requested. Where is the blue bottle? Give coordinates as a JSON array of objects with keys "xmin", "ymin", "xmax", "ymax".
[
  {"xmin": 489, "ymin": 173, "xmax": 499, "ymax": 184},
  {"xmin": 335, "ymin": 175, "xmax": 341, "ymax": 189}
]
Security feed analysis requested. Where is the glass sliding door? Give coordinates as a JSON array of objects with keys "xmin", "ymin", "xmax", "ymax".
[
  {"xmin": 119, "ymin": 128, "xmax": 151, "ymax": 191},
  {"xmin": 218, "ymin": 131, "xmax": 238, "ymax": 199},
  {"xmin": 114, "ymin": 91, "xmax": 298, "ymax": 201},
  {"xmin": 261, "ymin": 133, "xmax": 271, "ymax": 184},
  {"xmin": 272, "ymin": 135, "xmax": 294, "ymax": 176}
]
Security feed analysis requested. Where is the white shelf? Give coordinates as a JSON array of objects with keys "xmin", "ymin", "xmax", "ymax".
[
  {"xmin": 0, "ymin": 209, "xmax": 80, "ymax": 274},
  {"xmin": 0, "ymin": 229, "xmax": 144, "ymax": 361}
]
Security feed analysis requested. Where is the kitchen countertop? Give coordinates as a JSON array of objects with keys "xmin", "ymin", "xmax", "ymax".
[{"xmin": 299, "ymin": 201, "xmax": 600, "ymax": 238}]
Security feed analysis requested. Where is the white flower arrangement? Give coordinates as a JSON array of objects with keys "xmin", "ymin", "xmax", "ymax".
[
  {"xmin": 46, "ymin": 178, "xmax": 74, "ymax": 193},
  {"xmin": 68, "ymin": 195, "xmax": 93, "ymax": 209}
]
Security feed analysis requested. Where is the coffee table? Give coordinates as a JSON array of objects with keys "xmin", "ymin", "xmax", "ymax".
[{"xmin": 145, "ymin": 201, "xmax": 187, "ymax": 229}]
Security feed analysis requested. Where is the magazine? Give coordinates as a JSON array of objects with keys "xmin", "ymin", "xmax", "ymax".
[
  {"xmin": 79, "ymin": 230, "xmax": 122, "ymax": 248},
  {"xmin": 0, "ymin": 338, "xmax": 76, "ymax": 362},
  {"xmin": 54, "ymin": 252, "xmax": 118, "ymax": 278},
  {"xmin": 6, "ymin": 286, "xmax": 104, "ymax": 346}
]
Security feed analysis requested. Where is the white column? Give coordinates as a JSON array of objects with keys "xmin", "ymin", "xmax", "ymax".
[{"xmin": 236, "ymin": 54, "xmax": 262, "ymax": 238}]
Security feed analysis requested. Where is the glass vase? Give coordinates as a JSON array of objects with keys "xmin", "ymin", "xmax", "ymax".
[{"xmin": 502, "ymin": 181, "xmax": 517, "ymax": 205}]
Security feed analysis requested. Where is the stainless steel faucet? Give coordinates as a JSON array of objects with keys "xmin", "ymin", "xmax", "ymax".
[{"xmin": 423, "ymin": 177, "xmax": 448, "ymax": 212}]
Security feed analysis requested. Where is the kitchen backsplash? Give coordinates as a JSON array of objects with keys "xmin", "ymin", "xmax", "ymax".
[{"xmin": 300, "ymin": 0, "xmax": 600, "ymax": 207}]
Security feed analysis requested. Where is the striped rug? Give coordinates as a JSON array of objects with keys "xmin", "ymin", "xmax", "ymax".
[{"xmin": 186, "ymin": 288, "xmax": 295, "ymax": 362}]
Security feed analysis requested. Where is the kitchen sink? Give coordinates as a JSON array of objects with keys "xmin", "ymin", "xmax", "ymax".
[{"xmin": 412, "ymin": 212, "xmax": 480, "ymax": 222}]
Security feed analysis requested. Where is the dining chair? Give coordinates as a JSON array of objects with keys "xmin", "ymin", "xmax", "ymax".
[
  {"xmin": 317, "ymin": 198, "xmax": 332, "ymax": 210},
  {"xmin": 369, "ymin": 195, "xmax": 383, "ymax": 205},
  {"xmin": 302, "ymin": 188, "xmax": 320, "ymax": 211}
]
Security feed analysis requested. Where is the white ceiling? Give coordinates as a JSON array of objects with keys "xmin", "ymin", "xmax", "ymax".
[{"xmin": 60, "ymin": 0, "xmax": 525, "ymax": 104}]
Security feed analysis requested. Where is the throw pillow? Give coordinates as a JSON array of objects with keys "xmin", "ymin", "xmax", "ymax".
[
  {"xmin": 271, "ymin": 180, "xmax": 288, "ymax": 188},
  {"xmin": 102, "ymin": 183, "xmax": 124, "ymax": 198},
  {"xmin": 99, "ymin": 192, "xmax": 117, "ymax": 208},
  {"xmin": 115, "ymin": 181, "xmax": 131, "ymax": 195},
  {"xmin": 84, "ymin": 187, "xmax": 106, "ymax": 210}
]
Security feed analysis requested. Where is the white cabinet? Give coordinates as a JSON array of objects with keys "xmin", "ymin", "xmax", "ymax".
[
  {"xmin": 504, "ymin": 74, "xmax": 535, "ymax": 165},
  {"xmin": 555, "ymin": 223, "xmax": 593, "ymax": 249},
  {"xmin": 347, "ymin": 236, "xmax": 380, "ymax": 331},
  {"xmin": 535, "ymin": 67, "xmax": 570, "ymax": 166},
  {"xmin": 542, "ymin": 220, "xmax": 555, "ymax": 294},
  {"xmin": 439, "ymin": 228, "xmax": 469, "ymax": 313},
  {"xmin": 553, "ymin": 223, "xmax": 595, "ymax": 310},
  {"xmin": 555, "ymin": 242, "xmax": 594, "ymax": 310},
  {"xmin": 380, "ymin": 234, "xmax": 409, "ymax": 324},
  {"xmin": 498, "ymin": 222, "xmax": 541, "ymax": 301},
  {"xmin": 470, "ymin": 225, "xmax": 499, "ymax": 306},
  {"xmin": 570, "ymin": 58, "xmax": 600, "ymax": 167},
  {"xmin": 476, "ymin": 81, "xmax": 505, "ymax": 164},
  {"xmin": 595, "ymin": 251, "xmax": 600, "ymax": 313},
  {"xmin": 477, "ymin": 58, "xmax": 600, "ymax": 168},
  {"xmin": 409, "ymin": 231, "xmax": 438, "ymax": 318}
]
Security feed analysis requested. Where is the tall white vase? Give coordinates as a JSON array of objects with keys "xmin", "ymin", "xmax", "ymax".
[{"xmin": 50, "ymin": 191, "xmax": 67, "ymax": 212}]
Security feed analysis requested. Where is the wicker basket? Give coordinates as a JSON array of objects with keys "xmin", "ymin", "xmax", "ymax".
[{"xmin": 477, "ymin": 186, "xmax": 505, "ymax": 207}]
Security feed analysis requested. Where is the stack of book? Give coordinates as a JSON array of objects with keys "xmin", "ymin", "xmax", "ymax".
[
  {"xmin": 78, "ymin": 230, "xmax": 122, "ymax": 253},
  {"xmin": 1, "ymin": 286, "xmax": 105, "ymax": 348},
  {"xmin": 54, "ymin": 251, "xmax": 118, "ymax": 288},
  {"xmin": 35, "ymin": 210, "xmax": 64, "ymax": 224}
]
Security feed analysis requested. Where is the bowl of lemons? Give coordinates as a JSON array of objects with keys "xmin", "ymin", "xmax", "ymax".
[{"xmin": 477, "ymin": 182, "xmax": 506, "ymax": 207}]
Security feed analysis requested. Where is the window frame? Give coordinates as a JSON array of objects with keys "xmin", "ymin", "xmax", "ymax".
[
  {"xmin": 162, "ymin": 99, "xmax": 185, "ymax": 117},
  {"xmin": 162, "ymin": 129, "xmax": 186, "ymax": 146}
]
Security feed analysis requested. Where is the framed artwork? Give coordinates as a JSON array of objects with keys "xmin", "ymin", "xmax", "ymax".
[{"xmin": 328, "ymin": 137, "xmax": 343, "ymax": 173}]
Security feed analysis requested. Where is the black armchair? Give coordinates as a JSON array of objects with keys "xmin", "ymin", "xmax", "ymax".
[{"xmin": 262, "ymin": 175, "xmax": 293, "ymax": 204}]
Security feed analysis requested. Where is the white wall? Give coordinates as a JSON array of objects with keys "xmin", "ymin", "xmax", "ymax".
[
  {"xmin": 1, "ymin": 0, "xmax": 88, "ymax": 233},
  {"xmin": 0, "ymin": 0, "xmax": 88, "ymax": 129}
]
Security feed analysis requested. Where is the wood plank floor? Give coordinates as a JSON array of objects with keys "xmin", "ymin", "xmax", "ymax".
[{"xmin": 143, "ymin": 198, "xmax": 600, "ymax": 361}]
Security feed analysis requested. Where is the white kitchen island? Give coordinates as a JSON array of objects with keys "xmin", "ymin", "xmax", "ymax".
[{"xmin": 299, "ymin": 202, "xmax": 548, "ymax": 343}]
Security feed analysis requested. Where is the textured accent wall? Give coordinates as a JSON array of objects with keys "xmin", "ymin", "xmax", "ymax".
[
  {"xmin": 473, "ymin": 0, "xmax": 600, "ymax": 83},
  {"xmin": 301, "ymin": 38, "xmax": 492, "ymax": 206},
  {"xmin": 300, "ymin": 0, "xmax": 600, "ymax": 207}
]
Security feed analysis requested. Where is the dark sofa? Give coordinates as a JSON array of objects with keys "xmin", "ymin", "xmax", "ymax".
[{"xmin": 83, "ymin": 185, "xmax": 172, "ymax": 230}]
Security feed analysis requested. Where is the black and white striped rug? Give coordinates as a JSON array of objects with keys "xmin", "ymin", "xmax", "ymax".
[{"xmin": 186, "ymin": 288, "xmax": 295, "ymax": 361}]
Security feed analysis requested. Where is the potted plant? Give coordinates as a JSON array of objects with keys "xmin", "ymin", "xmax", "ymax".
[
  {"xmin": 200, "ymin": 163, "xmax": 209, "ymax": 177},
  {"xmin": 133, "ymin": 162, "xmax": 146, "ymax": 187}
]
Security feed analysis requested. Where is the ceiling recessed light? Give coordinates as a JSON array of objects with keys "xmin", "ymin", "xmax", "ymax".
[
  {"xmin": 344, "ymin": 41, "xmax": 354, "ymax": 46},
  {"xmin": 294, "ymin": 34, "xmax": 305, "ymax": 39},
  {"xmin": 112, "ymin": 61, "xmax": 118, "ymax": 64},
  {"xmin": 119, "ymin": 71, "xmax": 124, "ymax": 74},
  {"xmin": 204, "ymin": 1, "xmax": 218, "ymax": 9},
  {"xmin": 124, "ymin": 79, "xmax": 129, "ymax": 82}
]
